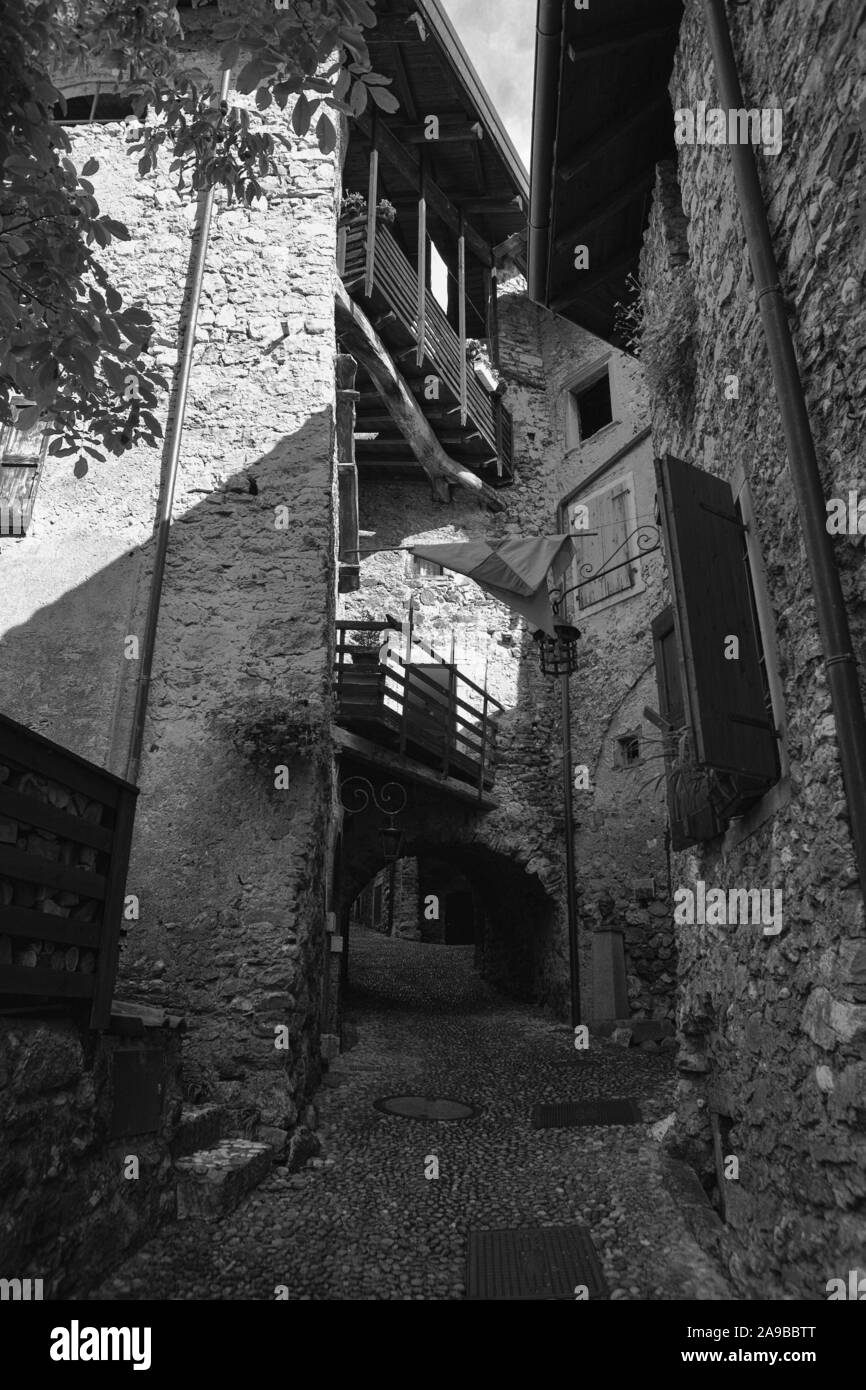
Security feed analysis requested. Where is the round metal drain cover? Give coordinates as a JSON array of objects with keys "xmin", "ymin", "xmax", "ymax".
[{"xmin": 373, "ymin": 1095, "xmax": 476, "ymax": 1121}]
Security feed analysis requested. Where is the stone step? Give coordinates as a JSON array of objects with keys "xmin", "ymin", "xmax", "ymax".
[
  {"xmin": 171, "ymin": 1102, "xmax": 225, "ymax": 1158},
  {"xmin": 175, "ymin": 1140, "xmax": 273, "ymax": 1221}
]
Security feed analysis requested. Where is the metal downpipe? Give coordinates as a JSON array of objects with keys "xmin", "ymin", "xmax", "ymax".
[{"xmin": 125, "ymin": 68, "xmax": 233, "ymax": 786}]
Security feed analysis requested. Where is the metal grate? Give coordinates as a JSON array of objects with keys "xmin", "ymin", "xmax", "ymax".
[
  {"xmin": 467, "ymin": 1225, "xmax": 608, "ymax": 1300},
  {"xmin": 530, "ymin": 1098, "xmax": 641, "ymax": 1129}
]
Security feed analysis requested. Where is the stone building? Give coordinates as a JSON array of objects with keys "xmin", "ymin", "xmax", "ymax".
[
  {"xmin": 530, "ymin": 0, "xmax": 866, "ymax": 1298},
  {"xmin": 0, "ymin": 0, "xmax": 675, "ymax": 1292}
]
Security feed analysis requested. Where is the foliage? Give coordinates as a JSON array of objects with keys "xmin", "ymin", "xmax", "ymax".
[
  {"xmin": 0, "ymin": 0, "xmax": 396, "ymax": 471},
  {"xmin": 613, "ymin": 268, "xmax": 697, "ymax": 422},
  {"xmin": 638, "ymin": 716, "xmax": 736, "ymax": 828},
  {"xmin": 224, "ymin": 685, "xmax": 331, "ymax": 771},
  {"xmin": 339, "ymin": 189, "xmax": 395, "ymax": 223}
]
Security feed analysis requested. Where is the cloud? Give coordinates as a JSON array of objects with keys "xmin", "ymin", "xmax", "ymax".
[{"xmin": 439, "ymin": 0, "xmax": 534, "ymax": 169}]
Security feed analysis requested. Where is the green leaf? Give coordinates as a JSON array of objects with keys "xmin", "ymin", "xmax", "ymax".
[
  {"xmin": 292, "ymin": 92, "xmax": 313, "ymax": 136},
  {"xmin": 101, "ymin": 218, "xmax": 131, "ymax": 241},
  {"xmin": 81, "ymin": 157, "xmax": 100, "ymax": 176},
  {"xmin": 369, "ymin": 85, "xmax": 399, "ymax": 114},
  {"xmin": 316, "ymin": 114, "xmax": 337, "ymax": 155},
  {"xmin": 349, "ymin": 80, "xmax": 368, "ymax": 117}
]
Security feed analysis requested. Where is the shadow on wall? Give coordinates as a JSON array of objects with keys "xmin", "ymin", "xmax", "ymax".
[{"xmin": 0, "ymin": 412, "xmax": 336, "ymax": 1131}]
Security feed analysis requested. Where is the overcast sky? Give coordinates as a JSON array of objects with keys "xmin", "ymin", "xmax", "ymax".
[{"xmin": 440, "ymin": 0, "xmax": 534, "ymax": 171}]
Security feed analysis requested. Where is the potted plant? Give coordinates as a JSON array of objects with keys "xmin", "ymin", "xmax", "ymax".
[
  {"xmin": 347, "ymin": 612, "xmax": 387, "ymax": 667},
  {"xmin": 466, "ymin": 338, "xmax": 503, "ymax": 394},
  {"xmin": 339, "ymin": 192, "xmax": 397, "ymax": 228}
]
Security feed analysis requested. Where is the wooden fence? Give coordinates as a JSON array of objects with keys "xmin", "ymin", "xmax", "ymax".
[{"xmin": 0, "ymin": 713, "xmax": 138, "ymax": 1028}]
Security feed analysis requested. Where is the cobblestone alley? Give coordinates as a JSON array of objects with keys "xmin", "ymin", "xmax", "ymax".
[{"xmin": 93, "ymin": 930, "xmax": 731, "ymax": 1301}]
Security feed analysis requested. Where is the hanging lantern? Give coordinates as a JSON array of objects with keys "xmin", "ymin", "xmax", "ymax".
[
  {"xmin": 379, "ymin": 821, "xmax": 405, "ymax": 864},
  {"xmin": 533, "ymin": 623, "xmax": 581, "ymax": 677}
]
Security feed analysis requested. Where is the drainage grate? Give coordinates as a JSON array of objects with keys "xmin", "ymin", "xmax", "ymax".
[
  {"xmin": 531, "ymin": 1098, "xmax": 642, "ymax": 1129},
  {"xmin": 467, "ymin": 1225, "xmax": 608, "ymax": 1300},
  {"xmin": 373, "ymin": 1095, "xmax": 476, "ymax": 1120}
]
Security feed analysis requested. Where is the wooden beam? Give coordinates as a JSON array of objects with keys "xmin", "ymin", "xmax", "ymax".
[
  {"xmin": 365, "ymin": 144, "xmax": 379, "ymax": 298},
  {"xmin": 389, "ymin": 39, "xmax": 419, "ymax": 123},
  {"xmin": 553, "ymin": 169, "xmax": 655, "ymax": 254},
  {"xmin": 356, "ymin": 112, "xmax": 492, "ymax": 266},
  {"xmin": 458, "ymin": 221, "xmax": 467, "ymax": 426},
  {"xmin": 416, "ymin": 190, "xmax": 427, "ymax": 367},
  {"xmin": 334, "ymin": 726, "xmax": 497, "ymax": 809},
  {"xmin": 558, "ymin": 97, "xmax": 666, "ymax": 182},
  {"xmin": 335, "ymin": 281, "xmax": 507, "ymax": 513},
  {"xmin": 550, "ymin": 248, "xmax": 635, "ymax": 313},
  {"xmin": 566, "ymin": 20, "xmax": 680, "ymax": 62},
  {"xmin": 394, "ymin": 118, "xmax": 484, "ymax": 144}
]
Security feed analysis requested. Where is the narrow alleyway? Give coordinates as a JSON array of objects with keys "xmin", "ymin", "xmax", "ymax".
[{"xmin": 94, "ymin": 929, "xmax": 731, "ymax": 1301}]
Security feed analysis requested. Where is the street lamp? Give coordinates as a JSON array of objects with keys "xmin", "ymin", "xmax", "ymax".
[{"xmin": 339, "ymin": 776, "xmax": 408, "ymax": 864}]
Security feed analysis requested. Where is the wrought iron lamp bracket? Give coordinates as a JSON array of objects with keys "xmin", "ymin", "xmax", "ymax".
[{"xmin": 552, "ymin": 523, "xmax": 661, "ymax": 614}]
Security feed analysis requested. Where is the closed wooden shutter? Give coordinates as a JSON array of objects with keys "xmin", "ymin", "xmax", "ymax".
[
  {"xmin": 652, "ymin": 607, "xmax": 722, "ymax": 849},
  {"xmin": 655, "ymin": 454, "xmax": 779, "ymax": 783},
  {"xmin": 573, "ymin": 482, "xmax": 634, "ymax": 610}
]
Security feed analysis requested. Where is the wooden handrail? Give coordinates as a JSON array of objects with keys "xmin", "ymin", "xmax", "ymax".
[{"xmin": 341, "ymin": 220, "xmax": 513, "ymax": 472}]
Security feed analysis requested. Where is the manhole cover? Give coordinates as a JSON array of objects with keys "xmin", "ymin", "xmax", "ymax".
[
  {"xmin": 531, "ymin": 1098, "xmax": 642, "ymax": 1129},
  {"xmin": 467, "ymin": 1225, "xmax": 608, "ymax": 1300},
  {"xmin": 373, "ymin": 1095, "xmax": 476, "ymax": 1120}
]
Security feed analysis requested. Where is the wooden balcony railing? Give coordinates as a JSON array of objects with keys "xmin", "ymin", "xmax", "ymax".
[
  {"xmin": 0, "ymin": 713, "xmax": 138, "ymax": 1028},
  {"xmin": 340, "ymin": 218, "xmax": 514, "ymax": 482},
  {"xmin": 334, "ymin": 621, "xmax": 502, "ymax": 794}
]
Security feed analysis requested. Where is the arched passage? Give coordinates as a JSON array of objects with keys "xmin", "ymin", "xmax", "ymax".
[{"xmin": 336, "ymin": 768, "xmax": 564, "ymax": 1019}]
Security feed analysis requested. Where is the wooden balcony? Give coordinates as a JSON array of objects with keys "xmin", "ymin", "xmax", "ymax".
[
  {"xmin": 0, "ymin": 713, "xmax": 138, "ymax": 1028},
  {"xmin": 334, "ymin": 622, "xmax": 502, "ymax": 796},
  {"xmin": 339, "ymin": 218, "xmax": 514, "ymax": 487}
]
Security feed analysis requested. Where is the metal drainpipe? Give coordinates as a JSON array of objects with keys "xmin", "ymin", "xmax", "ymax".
[
  {"xmin": 528, "ymin": 0, "xmax": 564, "ymax": 304},
  {"xmin": 125, "ymin": 68, "xmax": 232, "ymax": 786},
  {"xmin": 702, "ymin": 0, "xmax": 866, "ymax": 893},
  {"xmin": 561, "ymin": 669, "xmax": 582, "ymax": 1026}
]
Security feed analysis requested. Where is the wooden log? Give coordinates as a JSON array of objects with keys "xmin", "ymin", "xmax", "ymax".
[
  {"xmin": 416, "ymin": 191, "xmax": 427, "ymax": 368},
  {"xmin": 365, "ymin": 145, "xmax": 378, "ymax": 298},
  {"xmin": 334, "ymin": 282, "xmax": 506, "ymax": 513}
]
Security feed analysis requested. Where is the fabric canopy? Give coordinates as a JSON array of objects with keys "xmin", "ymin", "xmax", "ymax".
[{"xmin": 407, "ymin": 535, "xmax": 579, "ymax": 636}]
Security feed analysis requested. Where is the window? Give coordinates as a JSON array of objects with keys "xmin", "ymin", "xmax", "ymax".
[
  {"xmin": 0, "ymin": 403, "xmax": 48, "ymax": 536},
  {"xmin": 55, "ymin": 85, "xmax": 140, "ymax": 124},
  {"xmin": 651, "ymin": 453, "xmax": 783, "ymax": 849},
  {"xmin": 429, "ymin": 240, "xmax": 449, "ymax": 312},
  {"xmin": 566, "ymin": 369, "xmax": 613, "ymax": 447},
  {"xmin": 616, "ymin": 734, "xmax": 641, "ymax": 767},
  {"xmin": 412, "ymin": 554, "xmax": 444, "ymax": 579},
  {"xmin": 563, "ymin": 472, "xmax": 641, "ymax": 614}
]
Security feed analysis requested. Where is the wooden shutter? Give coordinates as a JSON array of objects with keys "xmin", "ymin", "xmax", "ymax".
[
  {"xmin": 655, "ymin": 454, "xmax": 779, "ymax": 783},
  {"xmin": 574, "ymin": 482, "xmax": 634, "ymax": 609},
  {"xmin": 602, "ymin": 484, "xmax": 631, "ymax": 599},
  {"xmin": 651, "ymin": 607, "xmax": 722, "ymax": 849}
]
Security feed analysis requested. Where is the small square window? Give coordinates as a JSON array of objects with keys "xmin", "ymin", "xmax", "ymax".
[
  {"xmin": 570, "ymin": 371, "xmax": 613, "ymax": 443},
  {"xmin": 616, "ymin": 734, "xmax": 641, "ymax": 767},
  {"xmin": 412, "ymin": 555, "xmax": 444, "ymax": 578}
]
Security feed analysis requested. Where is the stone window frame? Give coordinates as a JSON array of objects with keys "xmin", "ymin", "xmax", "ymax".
[
  {"xmin": 561, "ymin": 353, "xmax": 620, "ymax": 456},
  {"xmin": 615, "ymin": 731, "xmax": 642, "ymax": 769},
  {"xmin": 717, "ymin": 462, "xmax": 791, "ymax": 851},
  {"xmin": 560, "ymin": 468, "xmax": 646, "ymax": 620}
]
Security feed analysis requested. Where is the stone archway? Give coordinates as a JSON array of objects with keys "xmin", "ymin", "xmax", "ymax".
[{"xmin": 336, "ymin": 767, "xmax": 568, "ymax": 1017}]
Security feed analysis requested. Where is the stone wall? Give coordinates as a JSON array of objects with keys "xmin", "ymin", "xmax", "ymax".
[
  {"xmin": 0, "ymin": 1016, "xmax": 182, "ymax": 1298},
  {"xmin": 340, "ymin": 279, "xmax": 671, "ymax": 1019},
  {"xmin": 0, "ymin": 13, "xmax": 341, "ymax": 1136},
  {"xmin": 640, "ymin": 0, "xmax": 866, "ymax": 1297}
]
